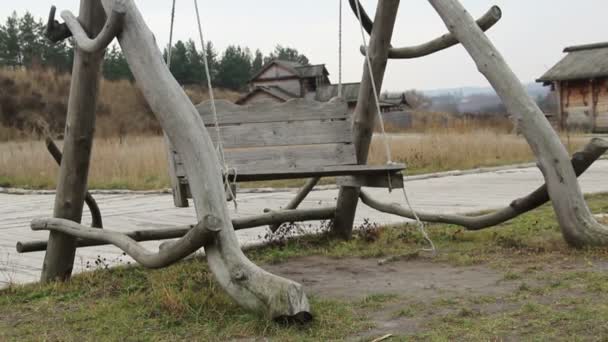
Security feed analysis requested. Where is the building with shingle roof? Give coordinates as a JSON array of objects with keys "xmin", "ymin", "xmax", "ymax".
[
  {"xmin": 537, "ymin": 42, "xmax": 608, "ymax": 132},
  {"xmin": 238, "ymin": 60, "xmax": 407, "ymax": 113}
]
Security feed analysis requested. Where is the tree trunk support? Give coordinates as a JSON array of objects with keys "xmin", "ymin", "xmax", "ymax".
[
  {"xmin": 360, "ymin": 138, "xmax": 608, "ymax": 230},
  {"xmin": 332, "ymin": 0, "xmax": 400, "ymax": 239},
  {"xmin": 41, "ymin": 0, "xmax": 107, "ymax": 282},
  {"xmin": 428, "ymin": 0, "xmax": 608, "ymax": 246}
]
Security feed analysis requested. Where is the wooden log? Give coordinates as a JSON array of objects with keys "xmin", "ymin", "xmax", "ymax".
[
  {"xmin": 269, "ymin": 177, "xmax": 321, "ymax": 232},
  {"xmin": 91, "ymin": 0, "xmax": 311, "ymax": 321},
  {"xmin": 18, "ymin": 207, "xmax": 336, "ymax": 252},
  {"xmin": 61, "ymin": 2, "xmax": 125, "ymax": 53},
  {"xmin": 428, "ymin": 0, "xmax": 608, "ymax": 247},
  {"xmin": 385, "ymin": 6, "xmax": 501, "ymax": 59},
  {"xmin": 33, "ymin": 217, "xmax": 221, "ymax": 269},
  {"xmin": 360, "ymin": 138, "xmax": 608, "ymax": 230},
  {"xmin": 45, "ymin": 138, "xmax": 103, "ymax": 228},
  {"xmin": 41, "ymin": 0, "xmax": 107, "ymax": 283},
  {"xmin": 333, "ymin": 0, "xmax": 400, "ymax": 239},
  {"xmin": 165, "ymin": 137, "xmax": 189, "ymax": 207}
]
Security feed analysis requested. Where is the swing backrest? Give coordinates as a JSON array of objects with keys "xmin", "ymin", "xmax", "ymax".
[{"xmin": 177, "ymin": 97, "xmax": 357, "ymax": 175}]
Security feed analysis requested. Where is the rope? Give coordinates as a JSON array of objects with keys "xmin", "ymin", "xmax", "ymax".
[
  {"xmin": 338, "ymin": 0, "xmax": 343, "ymax": 97},
  {"xmin": 193, "ymin": 0, "xmax": 238, "ymax": 210},
  {"xmin": 167, "ymin": 0, "xmax": 176, "ymax": 66},
  {"xmin": 352, "ymin": 0, "xmax": 435, "ymax": 254}
]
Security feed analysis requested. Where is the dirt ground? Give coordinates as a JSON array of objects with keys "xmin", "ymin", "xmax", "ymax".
[{"xmin": 266, "ymin": 255, "xmax": 607, "ymax": 340}]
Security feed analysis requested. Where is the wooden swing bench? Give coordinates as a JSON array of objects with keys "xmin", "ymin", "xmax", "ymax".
[{"xmin": 168, "ymin": 97, "xmax": 406, "ymax": 207}]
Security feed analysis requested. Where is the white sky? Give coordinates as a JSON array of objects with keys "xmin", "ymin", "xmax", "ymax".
[{"xmin": 2, "ymin": 0, "xmax": 606, "ymax": 91}]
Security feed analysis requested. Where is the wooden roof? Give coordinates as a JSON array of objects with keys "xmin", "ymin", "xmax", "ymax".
[
  {"xmin": 538, "ymin": 42, "xmax": 608, "ymax": 83},
  {"xmin": 235, "ymin": 86, "xmax": 298, "ymax": 104},
  {"xmin": 249, "ymin": 59, "xmax": 328, "ymax": 82}
]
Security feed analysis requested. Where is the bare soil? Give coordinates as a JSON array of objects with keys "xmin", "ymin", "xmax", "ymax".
[{"xmin": 265, "ymin": 255, "xmax": 604, "ymax": 340}]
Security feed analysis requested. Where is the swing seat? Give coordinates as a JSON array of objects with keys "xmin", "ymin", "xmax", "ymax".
[{"xmin": 168, "ymin": 97, "xmax": 406, "ymax": 207}]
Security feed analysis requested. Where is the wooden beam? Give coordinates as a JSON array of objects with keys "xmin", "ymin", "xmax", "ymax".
[
  {"xmin": 18, "ymin": 206, "xmax": 336, "ymax": 253},
  {"xmin": 332, "ymin": 0, "xmax": 401, "ymax": 239},
  {"xmin": 268, "ymin": 177, "xmax": 321, "ymax": 232},
  {"xmin": 41, "ymin": 0, "xmax": 107, "ymax": 283}
]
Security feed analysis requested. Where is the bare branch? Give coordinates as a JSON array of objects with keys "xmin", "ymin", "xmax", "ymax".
[
  {"xmin": 19, "ymin": 207, "xmax": 336, "ymax": 253},
  {"xmin": 31, "ymin": 215, "xmax": 222, "ymax": 268},
  {"xmin": 348, "ymin": 0, "xmax": 374, "ymax": 35},
  {"xmin": 61, "ymin": 1, "xmax": 126, "ymax": 53},
  {"xmin": 428, "ymin": 0, "xmax": 608, "ymax": 247},
  {"xmin": 384, "ymin": 6, "xmax": 502, "ymax": 59},
  {"xmin": 361, "ymin": 138, "xmax": 608, "ymax": 230},
  {"xmin": 268, "ymin": 177, "xmax": 321, "ymax": 232}
]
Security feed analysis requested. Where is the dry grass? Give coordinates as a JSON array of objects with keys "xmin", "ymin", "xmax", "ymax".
[
  {"xmin": 0, "ymin": 67, "xmax": 240, "ymax": 140},
  {"xmin": 0, "ymin": 132, "xmax": 594, "ymax": 190},
  {"xmin": 368, "ymin": 131, "xmax": 590, "ymax": 174},
  {"xmin": 0, "ymin": 136, "xmax": 170, "ymax": 189}
]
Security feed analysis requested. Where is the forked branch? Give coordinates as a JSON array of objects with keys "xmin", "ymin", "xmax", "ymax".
[
  {"xmin": 61, "ymin": 0, "xmax": 126, "ymax": 53},
  {"xmin": 350, "ymin": 0, "xmax": 502, "ymax": 59},
  {"xmin": 32, "ymin": 215, "xmax": 222, "ymax": 269},
  {"xmin": 429, "ymin": 0, "xmax": 608, "ymax": 247},
  {"xmin": 386, "ymin": 6, "xmax": 502, "ymax": 59}
]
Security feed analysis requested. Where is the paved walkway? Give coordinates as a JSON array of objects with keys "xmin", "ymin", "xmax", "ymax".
[{"xmin": 1, "ymin": 161, "xmax": 607, "ymax": 287}]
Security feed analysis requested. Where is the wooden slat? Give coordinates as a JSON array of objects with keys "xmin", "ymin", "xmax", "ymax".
[
  {"xmin": 232, "ymin": 164, "xmax": 406, "ymax": 182},
  {"xmin": 197, "ymin": 98, "xmax": 349, "ymax": 125},
  {"xmin": 336, "ymin": 173, "xmax": 404, "ymax": 189},
  {"xmin": 225, "ymin": 143, "xmax": 357, "ymax": 172},
  {"xmin": 208, "ymin": 120, "xmax": 352, "ymax": 148}
]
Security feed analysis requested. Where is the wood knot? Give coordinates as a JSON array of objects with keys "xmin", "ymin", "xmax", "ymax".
[
  {"xmin": 232, "ymin": 269, "xmax": 247, "ymax": 282},
  {"xmin": 197, "ymin": 215, "xmax": 223, "ymax": 232}
]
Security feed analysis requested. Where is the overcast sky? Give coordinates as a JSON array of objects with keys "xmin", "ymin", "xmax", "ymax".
[{"xmin": 2, "ymin": 1, "xmax": 606, "ymax": 91}]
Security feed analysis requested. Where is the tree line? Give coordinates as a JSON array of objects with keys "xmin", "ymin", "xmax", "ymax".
[{"xmin": 0, "ymin": 11, "xmax": 309, "ymax": 91}]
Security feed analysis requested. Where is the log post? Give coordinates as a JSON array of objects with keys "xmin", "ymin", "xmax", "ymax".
[
  {"xmin": 428, "ymin": 0, "xmax": 608, "ymax": 246},
  {"xmin": 41, "ymin": 0, "xmax": 106, "ymax": 282},
  {"xmin": 332, "ymin": 0, "xmax": 400, "ymax": 239}
]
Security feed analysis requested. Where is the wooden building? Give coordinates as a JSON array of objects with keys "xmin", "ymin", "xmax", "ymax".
[
  {"xmin": 537, "ymin": 42, "xmax": 608, "ymax": 132},
  {"xmin": 237, "ymin": 59, "xmax": 406, "ymax": 113}
]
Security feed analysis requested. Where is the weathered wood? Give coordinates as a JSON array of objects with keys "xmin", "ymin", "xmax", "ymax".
[
  {"xmin": 385, "ymin": 6, "xmax": 502, "ymax": 59},
  {"xmin": 60, "ymin": 1, "xmax": 125, "ymax": 53},
  {"xmin": 333, "ymin": 0, "xmax": 401, "ymax": 239},
  {"xmin": 96, "ymin": 0, "xmax": 311, "ymax": 320},
  {"xmin": 174, "ymin": 144, "xmax": 359, "ymax": 179},
  {"xmin": 206, "ymin": 120, "xmax": 352, "ymax": 148},
  {"xmin": 226, "ymin": 164, "xmax": 404, "ymax": 182},
  {"xmin": 429, "ymin": 0, "xmax": 608, "ymax": 247},
  {"xmin": 41, "ymin": 0, "xmax": 107, "ymax": 283},
  {"xmin": 33, "ymin": 216, "xmax": 222, "ymax": 268},
  {"xmin": 336, "ymin": 172, "xmax": 404, "ymax": 189},
  {"xmin": 45, "ymin": 138, "xmax": 103, "ymax": 228},
  {"xmin": 19, "ymin": 206, "xmax": 336, "ymax": 252},
  {"xmin": 360, "ymin": 138, "xmax": 608, "ymax": 230},
  {"xmin": 197, "ymin": 97, "xmax": 349, "ymax": 125},
  {"xmin": 165, "ymin": 137, "xmax": 189, "ymax": 207},
  {"xmin": 269, "ymin": 176, "xmax": 321, "ymax": 232}
]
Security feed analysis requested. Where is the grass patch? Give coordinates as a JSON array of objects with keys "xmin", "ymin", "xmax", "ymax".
[
  {"xmin": 0, "ymin": 132, "xmax": 592, "ymax": 190},
  {"xmin": 1, "ymin": 194, "xmax": 607, "ymax": 340}
]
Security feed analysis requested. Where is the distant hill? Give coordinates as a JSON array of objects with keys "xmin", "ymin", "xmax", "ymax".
[{"xmin": 421, "ymin": 82, "xmax": 549, "ymax": 99}]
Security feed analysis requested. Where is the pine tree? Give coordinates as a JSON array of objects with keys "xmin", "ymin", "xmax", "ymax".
[
  {"xmin": 169, "ymin": 40, "xmax": 190, "ymax": 84},
  {"xmin": 251, "ymin": 49, "xmax": 264, "ymax": 76},
  {"xmin": 185, "ymin": 39, "xmax": 202, "ymax": 85},
  {"xmin": 204, "ymin": 41, "xmax": 218, "ymax": 83},
  {"xmin": 19, "ymin": 12, "xmax": 43, "ymax": 67},
  {"xmin": 265, "ymin": 45, "xmax": 310, "ymax": 65},
  {"xmin": 216, "ymin": 45, "xmax": 252, "ymax": 91},
  {"xmin": 1, "ymin": 12, "xmax": 21, "ymax": 67}
]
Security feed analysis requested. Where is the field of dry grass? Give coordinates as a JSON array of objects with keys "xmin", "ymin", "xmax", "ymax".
[{"xmin": 0, "ymin": 132, "xmax": 592, "ymax": 190}]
